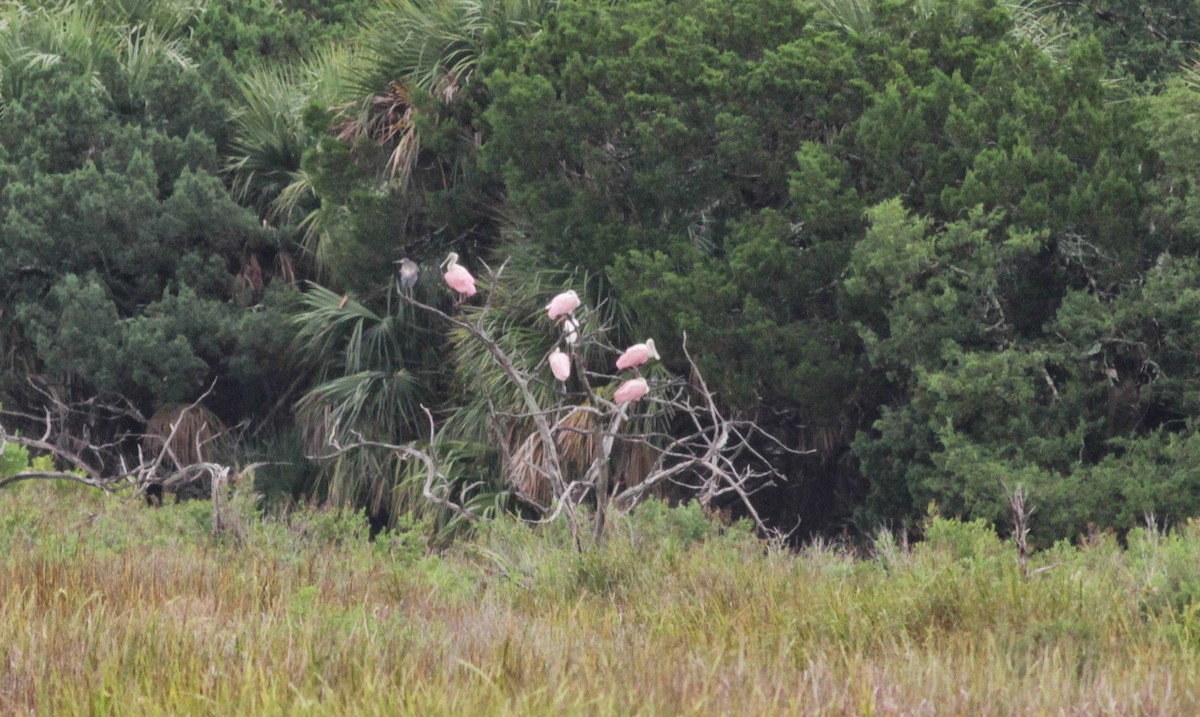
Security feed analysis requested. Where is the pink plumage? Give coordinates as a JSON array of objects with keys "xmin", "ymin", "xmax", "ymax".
[
  {"xmin": 549, "ymin": 348, "xmax": 571, "ymax": 382},
  {"xmin": 442, "ymin": 252, "xmax": 476, "ymax": 297},
  {"xmin": 614, "ymin": 377, "xmax": 649, "ymax": 404},
  {"xmin": 615, "ymin": 339, "xmax": 660, "ymax": 371},
  {"xmin": 546, "ymin": 290, "xmax": 581, "ymax": 321}
]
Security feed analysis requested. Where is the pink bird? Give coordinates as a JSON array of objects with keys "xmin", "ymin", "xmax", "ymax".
[
  {"xmin": 549, "ymin": 347, "xmax": 571, "ymax": 382},
  {"xmin": 615, "ymin": 339, "xmax": 660, "ymax": 371},
  {"xmin": 614, "ymin": 377, "xmax": 649, "ymax": 404},
  {"xmin": 441, "ymin": 252, "xmax": 476, "ymax": 298},
  {"xmin": 546, "ymin": 290, "xmax": 581, "ymax": 321}
]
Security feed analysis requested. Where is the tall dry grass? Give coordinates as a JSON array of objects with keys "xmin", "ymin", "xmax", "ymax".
[{"xmin": 3, "ymin": 482, "xmax": 1200, "ymax": 715}]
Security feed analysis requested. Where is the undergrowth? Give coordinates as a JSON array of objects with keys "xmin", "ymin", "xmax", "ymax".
[{"xmin": 3, "ymin": 483, "xmax": 1200, "ymax": 715}]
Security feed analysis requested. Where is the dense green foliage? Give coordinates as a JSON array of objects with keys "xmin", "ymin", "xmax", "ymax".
[
  {"xmin": 4, "ymin": 0, "xmax": 1200, "ymax": 542},
  {"xmin": 480, "ymin": 0, "xmax": 1200, "ymax": 539},
  {"xmin": 1058, "ymin": 0, "xmax": 1200, "ymax": 81},
  {"xmin": 0, "ymin": 6, "xmax": 291, "ymax": 420}
]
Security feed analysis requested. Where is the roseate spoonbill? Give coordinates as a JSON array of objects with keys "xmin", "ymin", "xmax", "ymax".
[
  {"xmin": 614, "ymin": 377, "xmax": 649, "ymax": 404},
  {"xmin": 549, "ymin": 347, "xmax": 571, "ymax": 382},
  {"xmin": 562, "ymin": 316, "xmax": 580, "ymax": 346},
  {"xmin": 441, "ymin": 252, "xmax": 476, "ymax": 298},
  {"xmin": 394, "ymin": 258, "xmax": 419, "ymax": 292},
  {"xmin": 546, "ymin": 290, "xmax": 581, "ymax": 321},
  {"xmin": 616, "ymin": 339, "xmax": 660, "ymax": 371}
]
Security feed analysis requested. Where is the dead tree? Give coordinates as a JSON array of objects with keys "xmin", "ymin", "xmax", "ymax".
[
  {"xmin": 0, "ymin": 380, "xmax": 233, "ymax": 503},
  {"xmin": 340, "ymin": 259, "xmax": 803, "ymax": 547}
]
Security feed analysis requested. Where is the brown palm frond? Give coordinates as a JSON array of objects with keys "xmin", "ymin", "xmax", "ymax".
[
  {"xmin": 613, "ymin": 437, "xmax": 661, "ymax": 496},
  {"xmin": 499, "ymin": 405, "xmax": 598, "ymax": 505},
  {"xmin": 508, "ymin": 431, "xmax": 554, "ymax": 509},
  {"xmin": 556, "ymin": 405, "xmax": 597, "ymax": 479},
  {"xmin": 275, "ymin": 251, "xmax": 297, "ymax": 285},
  {"xmin": 236, "ymin": 254, "xmax": 264, "ymax": 300},
  {"xmin": 144, "ymin": 403, "xmax": 226, "ymax": 468},
  {"xmin": 504, "ymin": 403, "xmax": 667, "ymax": 504},
  {"xmin": 336, "ymin": 80, "xmax": 421, "ymax": 185}
]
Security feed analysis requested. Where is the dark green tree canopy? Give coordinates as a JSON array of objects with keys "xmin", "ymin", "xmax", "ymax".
[
  {"xmin": 0, "ymin": 26, "xmax": 291, "ymax": 421},
  {"xmin": 473, "ymin": 0, "xmax": 1200, "ymax": 538},
  {"xmin": 5, "ymin": 0, "xmax": 1200, "ymax": 541}
]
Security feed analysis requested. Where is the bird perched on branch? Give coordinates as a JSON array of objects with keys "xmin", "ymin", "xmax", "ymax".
[
  {"xmin": 561, "ymin": 316, "xmax": 580, "ymax": 346},
  {"xmin": 549, "ymin": 347, "xmax": 571, "ymax": 382},
  {"xmin": 441, "ymin": 252, "xmax": 476, "ymax": 299},
  {"xmin": 616, "ymin": 339, "xmax": 660, "ymax": 372},
  {"xmin": 546, "ymin": 290, "xmax": 581, "ymax": 321},
  {"xmin": 614, "ymin": 377, "xmax": 649, "ymax": 404},
  {"xmin": 394, "ymin": 258, "xmax": 419, "ymax": 293}
]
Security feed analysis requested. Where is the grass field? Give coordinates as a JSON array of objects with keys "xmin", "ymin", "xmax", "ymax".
[{"xmin": 3, "ymin": 482, "xmax": 1200, "ymax": 715}]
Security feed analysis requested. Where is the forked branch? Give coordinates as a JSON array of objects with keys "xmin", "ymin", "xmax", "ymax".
[{"xmin": 389, "ymin": 259, "xmax": 799, "ymax": 543}]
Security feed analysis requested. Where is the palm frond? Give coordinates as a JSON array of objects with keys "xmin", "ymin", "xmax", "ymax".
[
  {"xmin": 333, "ymin": 0, "xmax": 555, "ymax": 185},
  {"xmin": 144, "ymin": 402, "xmax": 227, "ymax": 468},
  {"xmin": 0, "ymin": 4, "xmax": 113, "ymax": 104},
  {"xmin": 1005, "ymin": 0, "xmax": 1070, "ymax": 62},
  {"xmin": 227, "ymin": 64, "xmax": 314, "ymax": 203},
  {"xmin": 117, "ymin": 24, "xmax": 195, "ymax": 92},
  {"xmin": 96, "ymin": 0, "xmax": 204, "ymax": 39},
  {"xmin": 814, "ymin": 0, "xmax": 1070, "ymax": 62},
  {"xmin": 292, "ymin": 282, "xmax": 432, "ymax": 483},
  {"xmin": 815, "ymin": 0, "xmax": 874, "ymax": 37},
  {"xmin": 0, "ymin": 2, "xmax": 204, "ymax": 112},
  {"xmin": 227, "ymin": 46, "xmax": 353, "ymax": 213},
  {"xmin": 292, "ymin": 283, "xmax": 388, "ymax": 373},
  {"xmin": 296, "ymin": 369, "xmax": 419, "ymax": 445}
]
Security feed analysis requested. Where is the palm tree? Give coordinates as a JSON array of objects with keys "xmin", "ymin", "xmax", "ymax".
[
  {"xmin": 816, "ymin": 0, "xmax": 1069, "ymax": 61},
  {"xmin": 0, "ymin": 4, "xmax": 111, "ymax": 106},
  {"xmin": 336, "ymin": 0, "xmax": 555, "ymax": 186},
  {"xmin": 439, "ymin": 256, "xmax": 673, "ymax": 513},
  {"xmin": 0, "ymin": 1, "xmax": 201, "ymax": 110},
  {"xmin": 226, "ymin": 47, "xmax": 353, "ymax": 264},
  {"xmin": 224, "ymin": 0, "xmax": 559, "ymax": 281},
  {"xmin": 291, "ymin": 283, "xmax": 444, "ymax": 520}
]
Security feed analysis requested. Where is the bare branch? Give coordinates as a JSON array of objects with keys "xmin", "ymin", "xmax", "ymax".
[
  {"xmin": 399, "ymin": 272, "xmax": 584, "ymax": 542},
  {"xmin": 0, "ymin": 470, "xmax": 109, "ymax": 491},
  {"xmin": 392, "ymin": 265, "xmax": 798, "ymax": 546},
  {"xmin": 313, "ymin": 408, "xmax": 484, "ymax": 523},
  {"xmin": 0, "ymin": 381, "xmax": 228, "ymax": 501}
]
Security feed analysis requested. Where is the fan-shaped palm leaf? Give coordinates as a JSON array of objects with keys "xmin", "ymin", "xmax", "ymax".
[
  {"xmin": 335, "ymin": 0, "xmax": 554, "ymax": 185},
  {"xmin": 227, "ymin": 46, "xmax": 352, "ymax": 217},
  {"xmin": 815, "ymin": 0, "xmax": 1068, "ymax": 62},
  {"xmin": 144, "ymin": 402, "xmax": 227, "ymax": 467},
  {"xmin": 292, "ymin": 281, "xmax": 446, "ymax": 523},
  {"xmin": 0, "ymin": 2, "xmax": 203, "ymax": 113},
  {"xmin": 296, "ymin": 369, "xmax": 419, "ymax": 446}
]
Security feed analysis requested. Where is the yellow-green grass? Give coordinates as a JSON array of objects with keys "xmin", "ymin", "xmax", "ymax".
[{"xmin": 3, "ymin": 483, "xmax": 1200, "ymax": 715}]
